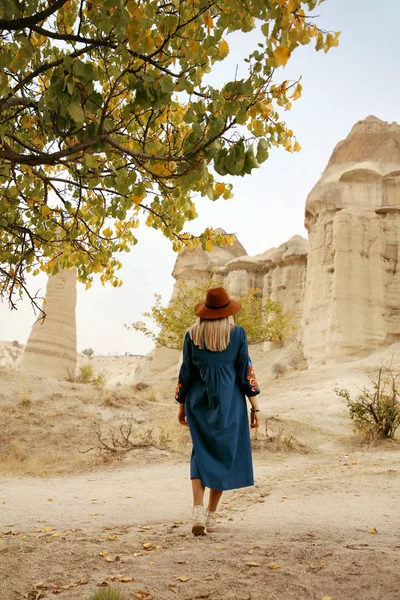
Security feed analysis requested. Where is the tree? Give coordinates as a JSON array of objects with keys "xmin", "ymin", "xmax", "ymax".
[
  {"xmin": 0, "ymin": 0, "xmax": 339, "ymax": 309},
  {"xmin": 128, "ymin": 275, "xmax": 294, "ymax": 349},
  {"xmin": 82, "ymin": 347, "xmax": 94, "ymax": 357}
]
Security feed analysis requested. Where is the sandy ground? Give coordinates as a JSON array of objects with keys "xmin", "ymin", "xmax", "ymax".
[
  {"xmin": 2, "ymin": 342, "xmax": 400, "ymax": 599},
  {"xmin": 1, "ymin": 450, "xmax": 400, "ymax": 600}
]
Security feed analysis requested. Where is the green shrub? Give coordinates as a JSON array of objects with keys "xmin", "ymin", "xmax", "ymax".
[
  {"xmin": 82, "ymin": 347, "xmax": 94, "ymax": 357},
  {"xmin": 334, "ymin": 367, "xmax": 400, "ymax": 440},
  {"xmin": 77, "ymin": 364, "xmax": 94, "ymax": 384},
  {"xmin": 71, "ymin": 365, "xmax": 106, "ymax": 388},
  {"xmin": 89, "ymin": 589, "xmax": 125, "ymax": 600}
]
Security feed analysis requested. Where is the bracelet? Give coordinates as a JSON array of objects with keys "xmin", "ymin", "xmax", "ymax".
[{"xmin": 251, "ymin": 409, "xmax": 260, "ymax": 413}]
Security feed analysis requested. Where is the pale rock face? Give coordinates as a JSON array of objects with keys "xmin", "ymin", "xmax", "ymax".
[
  {"xmin": 303, "ymin": 116, "xmax": 400, "ymax": 364},
  {"xmin": 220, "ymin": 235, "xmax": 308, "ymax": 333},
  {"xmin": 20, "ymin": 269, "xmax": 77, "ymax": 379}
]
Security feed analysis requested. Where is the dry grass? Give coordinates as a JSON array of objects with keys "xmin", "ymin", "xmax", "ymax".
[
  {"xmin": 0, "ymin": 372, "xmax": 185, "ymax": 476},
  {"xmin": 251, "ymin": 416, "xmax": 310, "ymax": 454}
]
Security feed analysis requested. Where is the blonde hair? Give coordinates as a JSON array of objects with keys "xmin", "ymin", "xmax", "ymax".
[{"xmin": 189, "ymin": 316, "xmax": 235, "ymax": 352}]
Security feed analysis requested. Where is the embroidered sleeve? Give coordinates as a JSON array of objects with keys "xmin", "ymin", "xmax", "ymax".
[
  {"xmin": 236, "ymin": 328, "xmax": 261, "ymax": 398},
  {"xmin": 246, "ymin": 360, "xmax": 260, "ymax": 395},
  {"xmin": 175, "ymin": 333, "xmax": 193, "ymax": 404}
]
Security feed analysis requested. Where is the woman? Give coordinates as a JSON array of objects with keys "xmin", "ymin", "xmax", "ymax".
[{"xmin": 175, "ymin": 286, "xmax": 261, "ymax": 536}]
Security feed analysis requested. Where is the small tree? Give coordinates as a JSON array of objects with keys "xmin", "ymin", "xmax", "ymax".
[
  {"xmin": 82, "ymin": 347, "xmax": 94, "ymax": 357},
  {"xmin": 128, "ymin": 276, "xmax": 293, "ymax": 349},
  {"xmin": 334, "ymin": 367, "xmax": 400, "ymax": 440}
]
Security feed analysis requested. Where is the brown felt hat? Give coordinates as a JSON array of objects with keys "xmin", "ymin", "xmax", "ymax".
[{"xmin": 194, "ymin": 287, "xmax": 242, "ymax": 320}]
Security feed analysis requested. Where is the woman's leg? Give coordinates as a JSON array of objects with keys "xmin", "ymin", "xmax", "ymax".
[
  {"xmin": 208, "ymin": 489, "xmax": 223, "ymax": 512},
  {"xmin": 191, "ymin": 478, "xmax": 205, "ymax": 506}
]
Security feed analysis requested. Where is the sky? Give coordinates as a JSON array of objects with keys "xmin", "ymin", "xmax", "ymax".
[{"xmin": 1, "ymin": 0, "xmax": 399, "ymax": 355}]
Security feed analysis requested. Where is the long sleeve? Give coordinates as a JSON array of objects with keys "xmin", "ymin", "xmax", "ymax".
[
  {"xmin": 175, "ymin": 332, "xmax": 194, "ymax": 404},
  {"xmin": 236, "ymin": 327, "xmax": 261, "ymax": 398}
]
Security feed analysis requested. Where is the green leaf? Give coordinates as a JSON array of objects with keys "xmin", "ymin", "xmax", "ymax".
[
  {"xmin": 256, "ymin": 139, "xmax": 269, "ymax": 164},
  {"xmin": 68, "ymin": 101, "xmax": 85, "ymax": 123}
]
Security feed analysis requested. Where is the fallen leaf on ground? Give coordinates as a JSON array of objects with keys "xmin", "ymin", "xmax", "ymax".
[
  {"xmin": 247, "ymin": 562, "xmax": 261, "ymax": 567},
  {"xmin": 135, "ymin": 591, "xmax": 152, "ymax": 599},
  {"xmin": 322, "ymin": 596, "xmax": 333, "ymax": 600},
  {"xmin": 369, "ymin": 528, "xmax": 377, "ymax": 534},
  {"xmin": 50, "ymin": 532, "xmax": 61, "ymax": 538},
  {"xmin": 178, "ymin": 576, "xmax": 190, "ymax": 582},
  {"xmin": 90, "ymin": 513, "xmax": 99, "ymax": 516},
  {"xmin": 43, "ymin": 526, "xmax": 53, "ymax": 533},
  {"xmin": 47, "ymin": 498, "xmax": 53, "ymax": 502},
  {"xmin": 143, "ymin": 542, "xmax": 153, "ymax": 549},
  {"xmin": 107, "ymin": 536, "xmax": 118, "ymax": 541},
  {"xmin": 133, "ymin": 552, "xmax": 143, "ymax": 557},
  {"xmin": 139, "ymin": 526, "xmax": 152, "ymax": 530},
  {"xmin": 121, "ymin": 577, "xmax": 134, "ymax": 582},
  {"xmin": 267, "ymin": 563, "xmax": 280, "ymax": 569}
]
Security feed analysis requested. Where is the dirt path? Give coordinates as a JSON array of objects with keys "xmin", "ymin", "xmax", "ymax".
[{"xmin": 1, "ymin": 450, "xmax": 400, "ymax": 600}]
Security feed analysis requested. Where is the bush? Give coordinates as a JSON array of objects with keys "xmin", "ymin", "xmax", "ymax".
[
  {"xmin": 334, "ymin": 367, "xmax": 400, "ymax": 440},
  {"xmin": 89, "ymin": 589, "xmax": 125, "ymax": 600},
  {"xmin": 71, "ymin": 365, "xmax": 105, "ymax": 388},
  {"xmin": 272, "ymin": 363, "xmax": 286, "ymax": 379},
  {"xmin": 82, "ymin": 347, "xmax": 94, "ymax": 357}
]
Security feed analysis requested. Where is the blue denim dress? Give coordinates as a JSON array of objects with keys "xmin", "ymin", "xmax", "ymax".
[{"xmin": 175, "ymin": 326, "xmax": 260, "ymax": 491}]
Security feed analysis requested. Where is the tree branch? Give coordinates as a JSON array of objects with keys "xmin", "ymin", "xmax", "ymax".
[{"xmin": 0, "ymin": 0, "xmax": 69, "ymax": 31}]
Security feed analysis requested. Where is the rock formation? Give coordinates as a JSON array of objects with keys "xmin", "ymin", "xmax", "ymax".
[
  {"xmin": 20, "ymin": 269, "xmax": 77, "ymax": 379},
  {"xmin": 303, "ymin": 116, "xmax": 400, "ymax": 364},
  {"xmin": 218, "ymin": 235, "xmax": 308, "ymax": 335},
  {"xmin": 153, "ymin": 116, "xmax": 400, "ymax": 375}
]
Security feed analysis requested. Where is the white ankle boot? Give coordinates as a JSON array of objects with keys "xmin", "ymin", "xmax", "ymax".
[
  {"xmin": 192, "ymin": 504, "xmax": 205, "ymax": 536},
  {"xmin": 205, "ymin": 509, "xmax": 216, "ymax": 532}
]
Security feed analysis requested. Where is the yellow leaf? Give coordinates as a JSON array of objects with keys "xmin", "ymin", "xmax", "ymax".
[
  {"xmin": 322, "ymin": 597, "xmax": 333, "ymax": 600},
  {"xmin": 215, "ymin": 182, "xmax": 225, "ymax": 196},
  {"xmin": 178, "ymin": 576, "xmax": 190, "ymax": 582},
  {"xmin": 218, "ymin": 40, "xmax": 229, "ymax": 57},
  {"xmin": 293, "ymin": 141, "xmax": 301, "ymax": 152},
  {"xmin": 205, "ymin": 239, "xmax": 213, "ymax": 252},
  {"xmin": 121, "ymin": 577, "xmax": 134, "ymax": 582},
  {"xmin": 43, "ymin": 526, "xmax": 53, "ymax": 532},
  {"xmin": 189, "ymin": 39, "xmax": 199, "ymax": 53},
  {"xmin": 103, "ymin": 227, "xmax": 113, "ymax": 238},
  {"xmin": 203, "ymin": 12, "xmax": 214, "ymax": 28},
  {"xmin": 50, "ymin": 532, "xmax": 61, "ymax": 538},
  {"xmin": 47, "ymin": 498, "xmax": 53, "ymax": 502},
  {"xmin": 369, "ymin": 528, "xmax": 377, "ymax": 534},
  {"xmin": 143, "ymin": 542, "xmax": 153, "ymax": 549},
  {"xmin": 247, "ymin": 562, "xmax": 261, "ymax": 567},
  {"xmin": 267, "ymin": 563, "xmax": 280, "ymax": 569},
  {"xmin": 273, "ymin": 46, "xmax": 291, "ymax": 66},
  {"xmin": 41, "ymin": 205, "xmax": 52, "ymax": 218}
]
